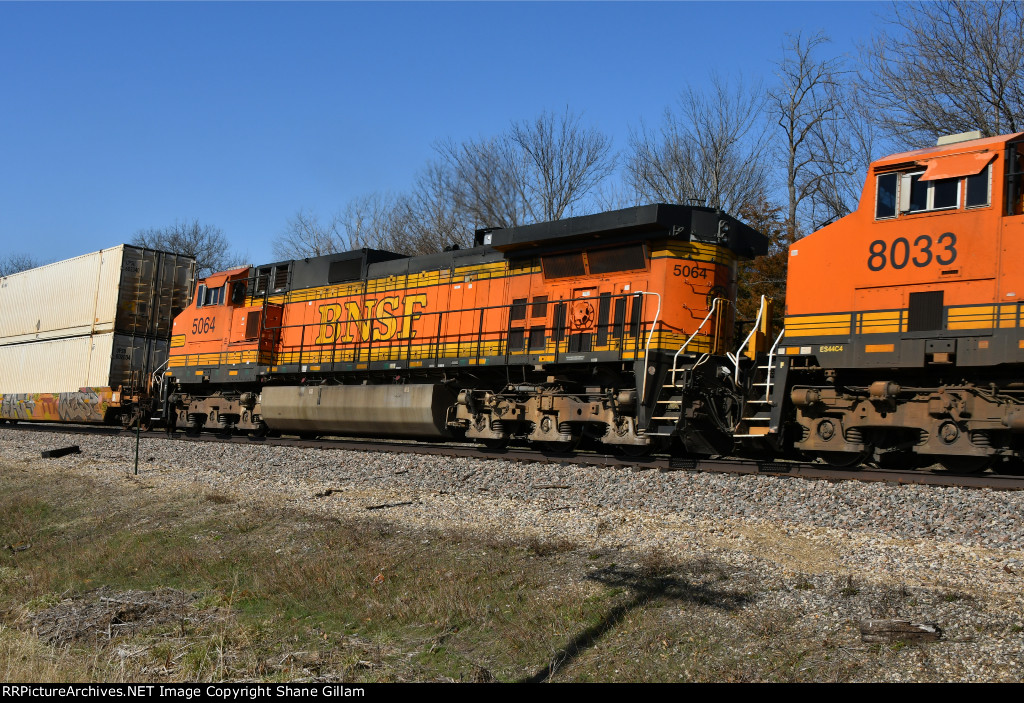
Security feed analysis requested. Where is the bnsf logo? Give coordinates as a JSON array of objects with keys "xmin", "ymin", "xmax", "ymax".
[{"xmin": 314, "ymin": 295, "xmax": 427, "ymax": 344}]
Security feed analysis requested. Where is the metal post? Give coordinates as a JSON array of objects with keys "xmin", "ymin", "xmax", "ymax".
[{"xmin": 134, "ymin": 406, "xmax": 141, "ymax": 475}]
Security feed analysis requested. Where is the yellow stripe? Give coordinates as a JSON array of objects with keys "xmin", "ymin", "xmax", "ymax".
[
  {"xmin": 999, "ymin": 304, "xmax": 1017, "ymax": 328},
  {"xmin": 792, "ymin": 313, "xmax": 854, "ymax": 323},
  {"xmin": 170, "ymin": 335, "xmax": 185, "ymax": 348},
  {"xmin": 784, "ymin": 325, "xmax": 851, "ymax": 337},
  {"xmin": 865, "ymin": 344, "xmax": 895, "ymax": 353}
]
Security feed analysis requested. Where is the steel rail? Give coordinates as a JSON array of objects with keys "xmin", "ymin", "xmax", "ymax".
[{"xmin": 4, "ymin": 422, "xmax": 1023, "ymax": 491}]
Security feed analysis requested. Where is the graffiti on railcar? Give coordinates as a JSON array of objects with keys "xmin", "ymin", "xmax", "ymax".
[{"xmin": 0, "ymin": 388, "xmax": 112, "ymax": 423}]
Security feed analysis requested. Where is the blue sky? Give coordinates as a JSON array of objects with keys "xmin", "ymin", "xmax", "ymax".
[{"xmin": 0, "ymin": 1, "xmax": 887, "ymax": 267}]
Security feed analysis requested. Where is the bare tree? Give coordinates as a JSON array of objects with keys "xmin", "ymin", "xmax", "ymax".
[
  {"xmin": 769, "ymin": 32, "xmax": 847, "ymax": 237},
  {"xmin": 439, "ymin": 134, "xmax": 526, "ymax": 228},
  {"xmin": 439, "ymin": 108, "xmax": 615, "ymax": 228},
  {"xmin": 388, "ymin": 162, "xmax": 471, "ymax": 254},
  {"xmin": 131, "ymin": 219, "xmax": 244, "ymax": 277},
  {"xmin": 803, "ymin": 89, "xmax": 879, "ymax": 227},
  {"xmin": 861, "ymin": 0, "xmax": 1024, "ymax": 145},
  {"xmin": 591, "ymin": 178, "xmax": 642, "ymax": 213},
  {"xmin": 0, "ymin": 253, "xmax": 40, "ymax": 276},
  {"xmin": 273, "ymin": 208, "xmax": 346, "ymax": 260},
  {"xmin": 509, "ymin": 108, "xmax": 617, "ymax": 222},
  {"xmin": 626, "ymin": 76, "xmax": 770, "ymax": 214}
]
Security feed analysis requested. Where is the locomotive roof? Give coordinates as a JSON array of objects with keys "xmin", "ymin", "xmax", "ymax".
[
  {"xmin": 226, "ymin": 204, "xmax": 769, "ymax": 294},
  {"xmin": 480, "ymin": 203, "xmax": 769, "ymax": 260},
  {"xmin": 872, "ymin": 131, "xmax": 1024, "ymax": 170}
]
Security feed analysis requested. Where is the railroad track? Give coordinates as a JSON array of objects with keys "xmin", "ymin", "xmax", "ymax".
[{"xmin": 4, "ymin": 422, "xmax": 1023, "ymax": 491}]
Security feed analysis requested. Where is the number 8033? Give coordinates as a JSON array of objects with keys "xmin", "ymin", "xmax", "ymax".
[{"xmin": 867, "ymin": 232, "xmax": 957, "ymax": 272}]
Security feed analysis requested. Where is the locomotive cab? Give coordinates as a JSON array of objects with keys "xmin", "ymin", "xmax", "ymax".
[{"xmin": 172, "ymin": 266, "xmax": 253, "ymax": 370}]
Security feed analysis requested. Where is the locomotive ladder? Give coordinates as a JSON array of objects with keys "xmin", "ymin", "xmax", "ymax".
[
  {"xmin": 644, "ymin": 299, "xmax": 726, "ymax": 438},
  {"xmin": 644, "ymin": 297, "xmax": 785, "ymax": 440},
  {"xmin": 733, "ymin": 326, "xmax": 786, "ymax": 439}
]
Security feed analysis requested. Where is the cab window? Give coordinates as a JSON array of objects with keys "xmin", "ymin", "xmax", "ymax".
[
  {"xmin": 902, "ymin": 172, "xmax": 959, "ymax": 213},
  {"xmin": 965, "ymin": 166, "xmax": 991, "ymax": 208},
  {"xmin": 196, "ymin": 284, "xmax": 224, "ymax": 307},
  {"xmin": 876, "ymin": 173, "xmax": 898, "ymax": 219},
  {"xmin": 875, "ymin": 161, "xmax": 993, "ymax": 220}
]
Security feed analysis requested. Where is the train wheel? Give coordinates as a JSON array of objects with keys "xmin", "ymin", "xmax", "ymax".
[
  {"xmin": 994, "ymin": 458, "xmax": 1024, "ymax": 476},
  {"xmin": 536, "ymin": 436, "xmax": 581, "ymax": 453},
  {"xmin": 481, "ymin": 437, "xmax": 510, "ymax": 451},
  {"xmin": 937, "ymin": 456, "xmax": 990, "ymax": 474},
  {"xmin": 819, "ymin": 451, "xmax": 869, "ymax": 469},
  {"xmin": 248, "ymin": 421, "xmax": 269, "ymax": 439},
  {"xmin": 614, "ymin": 438, "xmax": 667, "ymax": 458}
]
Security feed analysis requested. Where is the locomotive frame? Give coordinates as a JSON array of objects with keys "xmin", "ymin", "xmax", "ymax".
[{"xmin": 164, "ymin": 204, "xmax": 769, "ymax": 454}]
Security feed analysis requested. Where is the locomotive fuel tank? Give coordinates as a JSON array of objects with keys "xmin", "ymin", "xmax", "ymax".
[{"xmin": 260, "ymin": 384, "xmax": 455, "ymax": 438}]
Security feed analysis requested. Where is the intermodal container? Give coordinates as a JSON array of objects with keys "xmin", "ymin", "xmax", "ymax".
[
  {"xmin": 0, "ymin": 333, "xmax": 170, "ymax": 394},
  {"xmin": 0, "ymin": 245, "xmax": 195, "ymax": 345}
]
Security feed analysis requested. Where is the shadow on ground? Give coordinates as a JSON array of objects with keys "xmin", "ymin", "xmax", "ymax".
[{"xmin": 520, "ymin": 557, "xmax": 751, "ymax": 682}]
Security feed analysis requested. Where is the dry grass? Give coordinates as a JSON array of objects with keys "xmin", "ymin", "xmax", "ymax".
[{"xmin": 0, "ymin": 456, "xmax": 993, "ymax": 682}]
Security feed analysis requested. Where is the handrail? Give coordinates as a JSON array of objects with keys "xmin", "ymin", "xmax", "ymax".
[
  {"xmin": 668, "ymin": 297, "xmax": 724, "ymax": 388},
  {"xmin": 150, "ymin": 358, "xmax": 169, "ymax": 390},
  {"xmin": 764, "ymin": 326, "xmax": 786, "ymax": 403},
  {"xmin": 727, "ymin": 295, "xmax": 767, "ymax": 386},
  {"xmin": 632, "ymin": 291, "xmax": 662, "ymax": 404}
]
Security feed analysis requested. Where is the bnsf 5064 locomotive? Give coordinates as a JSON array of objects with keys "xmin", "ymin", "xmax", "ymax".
[
  {"xmin": 165, "ymin": 205, "xmax": 768, "ymax": 454},
  {"xmin": 774, "ymin": 130, "xmax": 1024, "ymax": 471}
]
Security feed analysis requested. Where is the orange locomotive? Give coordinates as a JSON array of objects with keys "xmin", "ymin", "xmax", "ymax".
[
  {"xmin": 166, "ymin": 205, "xmax": 768, "ymax": 453},
  {"xmin": 774, "ymin": 130, "xmax": 1024, "ymax": 470}
]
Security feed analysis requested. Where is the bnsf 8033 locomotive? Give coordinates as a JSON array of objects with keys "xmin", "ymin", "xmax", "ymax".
[{"xmin": 773, "ymin": 129, "xmax": 1024, "ymax": 471}]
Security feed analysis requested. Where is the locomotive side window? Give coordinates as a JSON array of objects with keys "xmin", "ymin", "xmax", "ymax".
[
  {"xmin": 203, "ymin": 285, "xmax": 224, "ymax": 306},
  {"xmin": 965, "ymin": 165, "xmax": 991, "ymax": 208},
  {"xmin": 904, "ymin": 172, "xmax": 929, "ymax": 212},
  {"xmin": 195, "ymin": 284, "xmax": 225, "ymax": 308},
  {"xmin": 932, "ymin": 177, "xmax": 959, "ymax": 209},
  {"xmin": 900, "ymin": 172, "xmax": 959, "ymax": 213},
  {"xmin": 876, "ymin": 173, "xmax": 898, "ymax": 219}
]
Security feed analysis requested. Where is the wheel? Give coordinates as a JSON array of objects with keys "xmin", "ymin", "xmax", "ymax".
[
  {"xmin": 937, "ymin": 455, "xmax": 990, "ymax": 474},
  {"xmin": 615, "ymin": 443, "xmax": 653, "ymax": 458},
  {"xmin": 818, "ymin": 451, "xmax": 869, "ymax": 469},
  {"xmin": 120, "ymin": 409, "xmax": 143, "ymax": 431},
  {"xmin": 613, "ymin": 437, "xmax": 668, "ymax": 458},
  {"xmin": 993, "ymin": 457, "xmax": 1024, "ymax": 476},
  {"xmin": 536, "ymin": 435, "xmax": 581, "ymax": 454},
  {"xmin": 481, "ymin": 437, "xmax": 510, "ymax": 451}
]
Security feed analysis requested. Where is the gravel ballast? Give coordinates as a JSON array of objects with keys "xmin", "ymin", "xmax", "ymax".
[{"xmin": 1, "ymin": 427, "xmax": 1022, "ymax": 681}]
